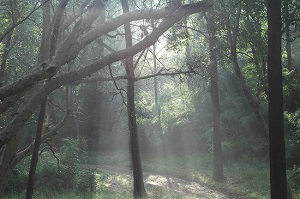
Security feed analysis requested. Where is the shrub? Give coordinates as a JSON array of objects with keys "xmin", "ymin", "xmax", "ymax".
[
  {"xmin": 5, "ymin": 136, "xmax": 94, "ymax": 194},
  {"xmin": 59, "ymin": 136, "xmax": 88, "ymax": 166},
  {"xmin": 74, "ymin": 167, "xmax": 97, "ymax": 193},
  {"xmin": 288, "ymin": 166, "xmax": 300, "ymax": 190}
]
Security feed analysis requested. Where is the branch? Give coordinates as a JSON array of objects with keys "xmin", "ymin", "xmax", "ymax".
[
  {"xmin": 52, "ymin": 1, "xmax": 212, "ymax": 68},
  {"xmin": 0, "ymin": 69, "xmax": 53, "ymax": 100},
  {"xmin": 14, "ymin": 111, "xmax": 70, "ymax": 164},
  {"xmin": 173, "ymin": 25, "xmax": 209, "ymax": 39},
  {"xmin": 0, "ymin": 1, "xmax": 44, "ymax": 42},
  {"xmin": 108, "ymin": 64, "xmax": 127, "ymax": 106},
  {"xmin": 63, "ymin": 0, "xmax": 92, "ymax": 30},
  {"xmin": 0, "ymin": 1, "xmax": 212, "ymax": 148},
  {"xmin": 0, "ymin": 1, "xmax": 212, "ymax": 102},
  {"xmin": 74, "ymin": 69, "xmax": 193, "ymax": 83},
  {"xmin": 0, "ymin": 93, "xmax": 24, "ymax": 115},
  {"xmin": 135, "ymin": 69, "xmax": 193, "ymax": 80}
]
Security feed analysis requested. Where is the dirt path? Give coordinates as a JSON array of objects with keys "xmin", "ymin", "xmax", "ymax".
[
  {"xmin": 144, "ymin": 173, "xmax": 229, "ymax": 199},
  {"xmin": 91, "ymin": 165, "xmax": 234, "ymax": 199}
]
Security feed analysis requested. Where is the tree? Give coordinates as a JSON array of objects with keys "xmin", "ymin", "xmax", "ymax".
[
  {"xmin": 267, "ymin": 0, "xmax": 288, "ymax": 198},
  {"xmin": 205, "ymin": 9, "xmax": 224, "ymax": 182},
  {"xmin": 26, "ymin": 1, "xmax": 68, "ymax": 197},
  {"xmin": 220, "ymin": 0, "xmax": 269, "ymax": 139},
  {"xmin": 0, "ymin": 0, "xmax": 212, "ymax": 195},
  {"xmin": 121, "ymin": 0, "xmax": 146, "ymax": 197}
]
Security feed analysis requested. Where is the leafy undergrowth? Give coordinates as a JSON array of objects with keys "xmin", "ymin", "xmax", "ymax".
[
  {"xmin": 3, "ymin": 171, "xmax": 224, "ymax": 199},
  {"xmin": 5, "ymin": 151, "xmax": 300, "ymax": 199}
]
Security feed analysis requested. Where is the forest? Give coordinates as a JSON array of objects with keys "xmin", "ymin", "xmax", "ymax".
[{"xmin": 0, "ymin": 0, "xmax": 299, "ymax": 198}]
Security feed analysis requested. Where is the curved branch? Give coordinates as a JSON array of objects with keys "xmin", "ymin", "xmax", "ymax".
[
  {"xmin": 0, "ymin": 1, "xmax": 212, "ymax": 148},
  {"xmin": 0, "ymin": 1, "xmax": 211, "ymax": 102}
]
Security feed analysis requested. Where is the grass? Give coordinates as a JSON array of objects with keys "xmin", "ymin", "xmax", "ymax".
[
  {"xmin": 92, "ymin": 152, "xmax": 271, "ymax": 198},
  {"xmin": 4, "ymin": 151, "xmax": 300, "ymax": 198},
  {"xmin": 146, "ymin": 155, "xmax": 270, "ymax": 198}
]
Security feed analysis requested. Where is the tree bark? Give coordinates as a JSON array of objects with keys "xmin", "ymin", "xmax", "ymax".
[
  {"xmin": 121, "ymin": 0, "xmax": 146, "ymax": 197},
  {"xmin": 206, "ymin": 11, "xmax": 224, "ymax": 182},
  {"xmin": 267, "ymin": 0, "xmax": 288, "ymax": 198},
  {"xmin": 127, "ymin": 77, "xmax": 147, "ymax": 198}
]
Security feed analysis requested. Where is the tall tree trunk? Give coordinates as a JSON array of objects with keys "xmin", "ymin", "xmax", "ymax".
[
  {"xmin": 206, "ymin": 11, "xmax": 224, "ymax": 182},
  {"xmin": 121, "ymin": 0, "xmax": 146, "ymax": 197},
  {"xmin": 267, "ymin": 0, "xmax": 288, "ymax": 198},
  {"xmin": 127, "ymin": 77, "xmax": 146, "ymax": 198},
  {"xmin": 25, "ymin": 99, "xmax": 47, "ymax": 199}
]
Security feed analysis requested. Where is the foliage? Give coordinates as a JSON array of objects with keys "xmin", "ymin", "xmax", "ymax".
[
  {"xmin": 6, "ymin": 151, "xmax": 300, "ymax": 199},
  {"xmin": 4, "ymin": 137, "xmax": 96, "ymax": 195},
  {"xmin": 4, "ymin": 159, "xmax": 29, "ymax": 193},
  {"xmin": 1, "ymin": 0, "xmax": 300, "ymax": 197},
  {"xmin": 59, "ymin": 136, "xmax": 88, "ymax": 166},
  {"xmin": 288, "ymin": 166, "xmax": 300, "ymax": 193},
  {"xmin": 73, "ymin": 167, "xmax": 97, "ymax": 193},
  {"xmin": 285, "ymin": 110, "xmax": 300, "ymax": 168},
  {"xmin": 283, "ymin": 69, "xmax": 300, "ymax": 112}
]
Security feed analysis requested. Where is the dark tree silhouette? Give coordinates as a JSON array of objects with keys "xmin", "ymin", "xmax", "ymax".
[{"xmin": 267, "ymin": 0, "xmax": 288, "ymax": 198}]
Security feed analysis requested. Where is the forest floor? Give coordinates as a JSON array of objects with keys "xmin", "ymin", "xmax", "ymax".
[{"xmin": 89, "ymin": 164, "xmax": 242, "ymax": 199}]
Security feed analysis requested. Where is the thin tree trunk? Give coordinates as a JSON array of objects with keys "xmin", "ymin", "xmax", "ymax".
[
  {"xmin": 25, "ymin": 99, "xmax": 47, "ymax": 199},
  {"xmin": 0, "ymin": 30, "xmax": 13, "ymax": 86},
  {"xmin": 127, "ymin": 77, "xmax": 146, "ymax": 198},
  {"xmin": 206, "ymin": 11, "xmax": 224, "ymax": 182},
  {"xmin": 121, "ymin": 0, "xmax": 146, "ymax": 197},
  {"xmin": 26, "ymin": 0, "xmax": 68, "ymax": 197},
  {"xmin": 224, "ymin": 3, "xmax": 269, "ymax": 139},
  {"xmin": 267, "ymin": 0, "xmax": 288, "ymax": 198}
]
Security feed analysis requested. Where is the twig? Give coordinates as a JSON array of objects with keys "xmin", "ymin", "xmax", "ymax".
[{"xmin": 108, "ymin": 64, "xmax": 127, "ymax": 107}]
